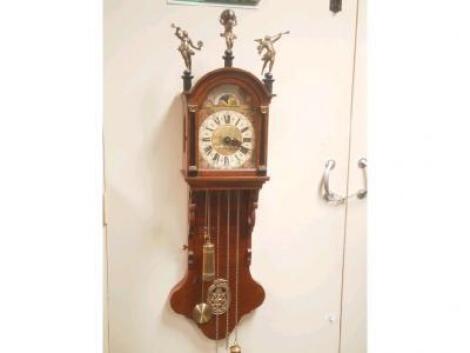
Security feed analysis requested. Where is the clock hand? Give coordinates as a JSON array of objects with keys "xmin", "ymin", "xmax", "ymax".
[{"xmin": 222, "ymin": 136, "xmax": 242, "ymax": 147}]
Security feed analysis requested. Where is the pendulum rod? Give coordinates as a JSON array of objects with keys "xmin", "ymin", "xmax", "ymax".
[
  {"xmin": 228, "ymin": 191, "xmax": 242, "ymax": 353},
  {"xmin": 202, "ymin": 190, "xmax": 210, "ymax": 302},
  {"xmin": 215, "ymin": 191, "xmax": 221, "ymax": 352},
  {"xmin": 225, "ymin": 190, "xmax": 231, "ymax": 349},
  {"xmin": 193, "ymin": 190, "xmax": 213, "ymax": 325},
  {"xmin": 234, "ymin": 190, "xmax": 241, "ymax": 345}
]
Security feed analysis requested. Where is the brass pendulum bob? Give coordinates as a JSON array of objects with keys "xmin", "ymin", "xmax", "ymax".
[
  {"xmin": 192, "ymin": 302, "xmax": 212, "ymax": 325},
  {"xmin": 229, "ymin": 344, "xmax": 241, "ymax": 353}
]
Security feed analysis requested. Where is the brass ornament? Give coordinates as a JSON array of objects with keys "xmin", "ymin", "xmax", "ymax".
[
  {"xmin": 192, "ymin": 302, "xmax": 212, "ymax": 324},
  {"xmin": 254, "ymin": 31, "xmax": 290, "ymax": 75},
  {"xmin": 171, "ymin": 23, "xmax": 203, "ymax": 73},
  {"xmin": 212, "ymin": 126, "xmax": 243, "ymax": 156},
  {"xmin": 219, "ymin": 9, "xmax": 237, "ymax": 53},
  {"xmin": 188, "ymin": 104, "xmax": 198, "ymax": 113},
  {"xmin": 207, "ymin": 279, "xmax": 231, "ymax": 315}
]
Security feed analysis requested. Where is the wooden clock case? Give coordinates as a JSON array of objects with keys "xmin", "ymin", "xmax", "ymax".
[{"xmin": 169, "ymin": 67, "xmax": 273, "ymax": 340}]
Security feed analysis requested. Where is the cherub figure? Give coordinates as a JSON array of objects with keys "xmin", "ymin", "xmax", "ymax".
[
  {"xmin": 171, "ymin": 24, "xmax": 203, "ymax": 72},
  {"xmin": 219, "ymin": 9, "xmax": 237, "ymax": 52},
  {"xmin": 255, "ymin": 31, "xmax": 290, "ymax": 75}
]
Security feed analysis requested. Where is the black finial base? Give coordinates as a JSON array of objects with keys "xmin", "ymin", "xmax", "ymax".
[
  {"xmin": 263, "ymin": 72, "xmax": 274, "ymax": 95},
  {"xmin": 182, "ymin": 71, "xmax": 193, "ymax": 92},
  {"xmin": 223, "ymin": 50, "xmax": 234, "ymax": 68}
]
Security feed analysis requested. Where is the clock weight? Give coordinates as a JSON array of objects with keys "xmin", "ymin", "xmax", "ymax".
[
  {"xmin": 202, "ymin": 235, "xmax": 215, "ymax": 282},
  {"xmin": 229, "ymin": 344, "xmax": 242, "ymax": 353}
]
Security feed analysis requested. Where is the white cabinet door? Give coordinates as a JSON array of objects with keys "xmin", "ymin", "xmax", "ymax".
[{"xmin": 104, "ymin": 1, "xmax": 361, "ymax": 352}]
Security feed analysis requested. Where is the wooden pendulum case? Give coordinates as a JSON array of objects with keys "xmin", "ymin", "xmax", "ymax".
[{"xmin": 170, "ymin": 188, "xmax": 265, "ymax": 340}]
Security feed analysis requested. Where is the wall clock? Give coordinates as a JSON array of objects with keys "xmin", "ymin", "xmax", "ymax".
[{"xmin": 169, "ymin": 10, "xmax": 288, "ymax": 351}]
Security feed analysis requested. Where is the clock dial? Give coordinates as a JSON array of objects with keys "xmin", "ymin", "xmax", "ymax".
[{"xmin": 199, "ymin": 110, "xmax": 255, "ymax": 169}]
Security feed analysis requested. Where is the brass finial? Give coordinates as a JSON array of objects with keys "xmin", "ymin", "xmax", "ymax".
[
  {"xmin": 171, "ymin": 23, "xmax": 203, "ymax": 73},
  {"xmin": 220, "ymin": 10, "xmax": 237, "ymax": 67},
  {"xmin": 220, "ymin": 9, "xmax": 237, "ymax": 53},
  {"xmin": 255, "ymin": 31, "xmax": 290, "ymax": 75}
]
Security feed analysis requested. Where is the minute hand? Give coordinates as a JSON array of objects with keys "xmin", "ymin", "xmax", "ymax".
[{"xmin": 231, "ymin": 138, "xmax": 241, "ymax": 147}]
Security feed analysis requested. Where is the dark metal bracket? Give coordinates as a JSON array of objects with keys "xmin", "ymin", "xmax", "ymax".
[{"xmin": 330, "ymin": 0, "xmax": 342, "ymax": 13}]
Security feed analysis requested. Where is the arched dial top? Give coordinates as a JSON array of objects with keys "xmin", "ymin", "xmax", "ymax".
[
  {"xmin": 187, "ymin": 67, "xmax": 271, "ymax": 107},
  {"xmin": 199, "ymin": 110, "xmax": 255, "ymax": 169}
]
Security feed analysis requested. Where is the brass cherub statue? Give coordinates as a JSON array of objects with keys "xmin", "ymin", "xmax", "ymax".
[
  {"xmin": 220, "ymin": 9, "xmax": 237, "ymax": 53},
  {"xmin": 171, "ymin": 24, "xmax": 203, "ymax": 73},
  {"xmin": 255, "ymin": 31, "xmax": 290, "ymax": 75}
]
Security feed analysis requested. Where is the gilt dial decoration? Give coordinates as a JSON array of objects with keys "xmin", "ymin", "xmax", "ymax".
[{"xmin": 199, "ymin": 110, "xmax": 255, "ymax": 169}]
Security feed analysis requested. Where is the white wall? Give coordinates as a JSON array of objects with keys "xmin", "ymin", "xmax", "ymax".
[{"xmin": 104, "ymin": 1, "xmax": 361, "ymax": 352}]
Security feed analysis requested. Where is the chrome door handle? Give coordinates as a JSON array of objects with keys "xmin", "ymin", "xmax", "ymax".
[
  {"xmin": 322, "ymin": 158, "xmax": 368, "ymax": 204},
  {"xmin": 322, "ymin": 160, "xmax": 344, "ymax": 203},
  {"xmin": 356, "ymin": 158, "xmax": 368, "ymax": 200}
]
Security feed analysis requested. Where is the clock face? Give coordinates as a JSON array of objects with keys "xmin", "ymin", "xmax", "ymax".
[{"xmin": 199, "ymin": 110, "xmax": 255, "ymax": 169}]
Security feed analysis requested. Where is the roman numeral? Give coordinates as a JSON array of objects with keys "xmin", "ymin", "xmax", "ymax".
[
  {"xmin": 212, "ymin": 153, "xmax": 220, "ymax": 162},
  {"xmin": 202, "ymin": 137, "xmax": 211, "ymax": 142},
  {"xmin": 213, "ymin": 116, "xmax": 221, "ymax": 125},
  {"xmin": 204, "ymin": 145, "xmax": 213, "ymax": 155},
  {"xmin": 206, "ymin": 127, "xmax": 214, "ymax": 132},
  {"xmin": 235, "ymin": 118, "xmax": 240, "ymax": 126},
  {"xmin": 224, "ymin": 114, "xmax": 231, "ymax": 124},
  {"xmin": 243, "ymin": 137, "xmax": 252, "ymax": 143},
  {"xmin": 240, "ymin": 127, "xmax": 249, "ymax": 133},
  {"xmin": 224, "ymin": 156, "xmax": 229, "ymax": 166},
  {"xmin": 240, "ymin": 146, "xmax": 249, "ymax": 154}
]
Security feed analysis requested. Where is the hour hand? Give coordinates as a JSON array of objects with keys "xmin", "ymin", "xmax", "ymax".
[
  {"xmin": 231, "ymin": 138, "xmax": 241, "ymax": 147},
  {"xmin": 222, "ymin": 136, "xmax": 241, "ymax": 147}
]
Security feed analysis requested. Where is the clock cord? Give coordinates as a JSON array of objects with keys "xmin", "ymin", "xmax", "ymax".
[
  {"xmin": 234, "ymin": 190, "xmax": 241, "ymax": 345},
  {"xmin": 225, "ymin": 190, "xmax": 231, "ymax": 350},
  {"xmin": 215, "ymin": 191, "xmax": 221, "ymax": 352},
  {"xmin": 202, "ymin": 190, "xmax": 210, "ymax": 303}
]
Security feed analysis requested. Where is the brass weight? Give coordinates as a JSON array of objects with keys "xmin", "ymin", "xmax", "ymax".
[
  {"xmin": 192, "ymin": 302, "xmax": 212, "ymax": 324},
  {"xmin": 229, "ymin": 344, "xmax": 242, "ymax": 353},
  {"xmin": 202, "ymin": 238, "xmax": 215, "ymax": 282}
]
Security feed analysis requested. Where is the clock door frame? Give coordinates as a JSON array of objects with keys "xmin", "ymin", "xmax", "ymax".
[{"xmin": 182, "ymin": 68, "xmax": 272, "ymax": 184}]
